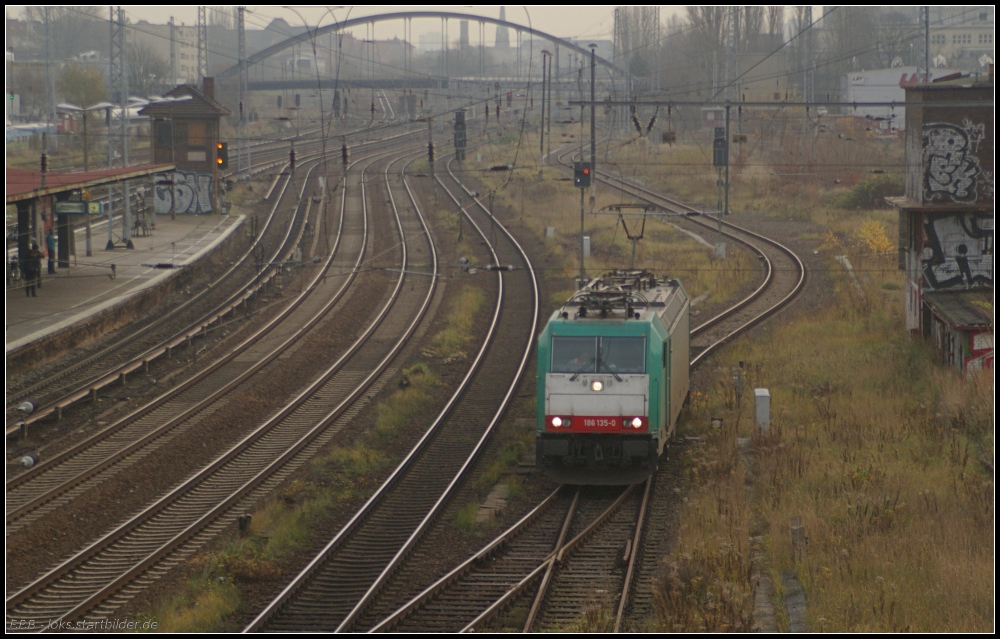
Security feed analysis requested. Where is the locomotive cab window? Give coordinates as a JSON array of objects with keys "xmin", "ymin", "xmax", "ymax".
[
  {"xmin": 551, "ymin": 336, "xmax": 596, "ymax": 373},
  {"xmin": 599, "ymin": 337, "xmax": 645, "ymax": 373},
  {"xmin": 551, "ymin": 336, "xmax": 645, "ymax": 374}
]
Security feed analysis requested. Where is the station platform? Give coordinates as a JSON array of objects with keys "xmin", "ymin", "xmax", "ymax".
[{"xmin": 6, "ymin": 214, "xmax": 245, "ymax": 354}]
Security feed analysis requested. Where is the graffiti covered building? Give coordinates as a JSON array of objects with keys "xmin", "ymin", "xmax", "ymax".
[
  {"xmin": 138, "ymin": 78, "xmax": 232, "ymax": 215},
  {"xmin": 891, "ymin": 73, "xmax": 993, "ymax": 373}
]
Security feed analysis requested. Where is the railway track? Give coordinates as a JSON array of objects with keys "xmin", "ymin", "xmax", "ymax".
[
  {"xmin": 358, "ymin": 144, "xmax": 808, "ymax": 632},
  {"xmin": 5, "ymin": 143, "xmax": 439, "ymax": 624},
  {"xmin": 590, "ymin": 167, "xmax": 806, "ymax": 366},
  {"xmin": 552, "ymin": 145, "xmax": 805, "ymax": 364},
  {"xmin": 5, "ymin": 148, "xmax": 370, "ymax": 531},
  {"xmin": 245, "ymin": 147, "xmax": 540, "ymax": 633},
  {"xmin": 6, "ymin": 125, "xmax": 425, "ymax": 437}
]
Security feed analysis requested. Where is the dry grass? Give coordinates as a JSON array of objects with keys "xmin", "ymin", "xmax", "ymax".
[
  {"xmin": 152, "ymin": 575, "xmax": 241, "ymax": 633},
  {"xmin": 469, "ymin": 131, "xmax": 758, "ymax": 304},
  {"xmin": 649, "ymin": 400, "xmax": 756, "ymax": 632},
  {"xmin": 666, "ymin": 234, "xmax": 994, "ymax": 631},
  {"xmin": 372, "ymin": 367, "xmax": 440, "ymax": 443},
  {"xmin": 429, "ymin": 285, "xmax": 485, "ymax": 357},
  {"xmin": 149, "ymin": 358, "xmax": 442, "ymax": 630}
]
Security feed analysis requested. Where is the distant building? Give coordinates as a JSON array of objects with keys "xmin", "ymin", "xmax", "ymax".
[
  {"xmin": 138, "ymin": 78, "xmax": 231, "ymax": 215},
  {"xmin": 459, "ymin": 21, "xmax": 470, "ymax": 49},
  {"xmin": 890, "ymin": 73, "xmax": 993, "ymax": 373},
  {"xmin": 496, "ymin": 7, "xmax": 511, "ymax": 49},
  {"xmin": 927, "ymin": 6, "xmax": 995, "ymax": 64},
  {"xmin": 128, "ymin": 21, "xmax": 200, "ymax": 85},
  {"xmin": 844, "ymin": 67, "xmax": 962, "ymax": 130},
  {"xmin": 418, "ymin": 33, "xmax": 444, "ymax": 54}
]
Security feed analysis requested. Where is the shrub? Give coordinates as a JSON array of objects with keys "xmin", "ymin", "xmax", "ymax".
[{"xmin": 838, "ymin": 174, "xmax": 904, "ymax": 210}]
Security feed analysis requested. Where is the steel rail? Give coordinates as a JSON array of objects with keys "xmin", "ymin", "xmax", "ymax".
[
  {"xmin": 8, "ymin": 144, "xmax": 438, "ymax": 618},
  {"xmin": 6, "ymin": 125, "xmax": 425, "ymax": 434}
]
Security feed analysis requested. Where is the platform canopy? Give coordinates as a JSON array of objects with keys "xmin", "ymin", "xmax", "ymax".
[{"xmin": 6, "ymin": 164, "xmax": 176, "ymax": 205}]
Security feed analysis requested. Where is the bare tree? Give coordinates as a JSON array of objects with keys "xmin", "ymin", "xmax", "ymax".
[
  {"xmin": 10, "ymin": 64, "xmax": 47, "ymax": 120},
  {"xmin": 873, "ymin": 10, "xmax": 920, "ymax": 68},
  {"xmin": 22, "ymin": 6, "xmax": 103, "ymax": 60},
  {"xmin": 209, "ymin": 6, "xmax": 235, "ymax": 30},
  {"xmin": 739, "ymin": 6, "xmax": 766, "ymax": 53},
  {"xmin": 126, "ymin": 40, "xmax": 170, "ymax": 98},
  {"xmin": 682, "ymin": 6, "xmax": 727, "ymax": 96},
  {"xmin": 767, "ymin": 6, "xmax": 784, "ymax": 35},
  {"xmin": 615, "ymin": 7, "xmax": 661, "ymax": 81}
]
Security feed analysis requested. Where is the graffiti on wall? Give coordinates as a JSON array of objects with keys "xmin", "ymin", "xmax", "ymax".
[
  {"xmin": 922, "ymin": 213, "xmax": 993, "ymax": 288},
  {"xmin": 922, "ymin": 119, "xmax": 992, "ymax": 204},
  {"xmin": 154, "ymin": 171, "xmax": 213, "ymax": 214}
]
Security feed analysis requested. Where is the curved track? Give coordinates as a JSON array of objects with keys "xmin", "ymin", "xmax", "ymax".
[
  {"xmin": 246, "ymin": 150, "xmax": 540, "ymax": 633},
  {"xmin": 361, "ymin": 142, "xmax": 807, "ymax": 632},
  {"xmin": 5, "ymin": 143, "xmax": 441, "ymax": 625},
  {"xmin": 6, "ymin": 126, "xmax": 424, "ymax": 436}
]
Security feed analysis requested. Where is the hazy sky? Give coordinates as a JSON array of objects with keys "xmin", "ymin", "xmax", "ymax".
[{"xmin": 10, "ymin": 6, "xmax": 690, "ymax": 42}]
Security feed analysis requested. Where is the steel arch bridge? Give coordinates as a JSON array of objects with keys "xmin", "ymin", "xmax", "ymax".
[{"xmin": 217, "ymin": 10, "xmax": 626, "ymax": 81}]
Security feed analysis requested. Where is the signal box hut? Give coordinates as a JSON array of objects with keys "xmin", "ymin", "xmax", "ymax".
[
  {"xmin": 889, "ymin": 74, "xmax": 993, "ymax": 374},
  {"xmin": 138, "ymin": 78, "xmax": 231, "ymax": 215}
]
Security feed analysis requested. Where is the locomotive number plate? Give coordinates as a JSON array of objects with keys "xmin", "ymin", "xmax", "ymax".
[{"xmin": 573, "ymin": 417, "xmax": 620, "ymax": 429}]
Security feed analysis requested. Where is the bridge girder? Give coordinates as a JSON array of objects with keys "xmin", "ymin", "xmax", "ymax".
[{"xmin": 217, "ymin": 10, "xmax": 625, "ymax": 81}]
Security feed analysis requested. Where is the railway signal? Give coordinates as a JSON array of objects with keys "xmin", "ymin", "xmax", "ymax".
[
  {"xmin": 216, "ymin": 141, "xmax": 229, "ymax": 170},
  {"xmin": 342, "ymin": 143, "xmax": 349, "ymax": 165},
  {"xmin": 712, "ymin": 138, "xmax": 728, "ymax": 168},
  {"xmin": 453, "ymin": 109, "xmax": 466, "ymax": 162},
  {"xmin": 573, "ymin": 161, "xmax": 591, "ymax": 188}
]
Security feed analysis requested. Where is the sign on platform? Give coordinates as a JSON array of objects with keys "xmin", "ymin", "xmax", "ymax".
[{"xmin": 54, "ymin": 201, "xmax": 87, "ymax": 215}]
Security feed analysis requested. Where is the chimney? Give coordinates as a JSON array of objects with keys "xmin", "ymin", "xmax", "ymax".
[{"xmin": 203, "ymin": 77, "xmax": 215, "ymax": 101}]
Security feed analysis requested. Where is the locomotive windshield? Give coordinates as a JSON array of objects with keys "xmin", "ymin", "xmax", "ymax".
[{"xmin": 551, "ymin": 336, "xmax": 646, "ymax": 374}]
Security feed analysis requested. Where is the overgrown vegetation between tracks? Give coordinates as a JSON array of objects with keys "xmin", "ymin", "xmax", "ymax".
[
  {"xmin": 484, "ymin": 121, "xmax": 989, "ymax": 632},
  {"xmin": 659, "ymin": 234, "xmax": 992, "ymax": 631},
  {"xmin": 146, "ymin": 282, "xmax": 490, "ymax": 631}
]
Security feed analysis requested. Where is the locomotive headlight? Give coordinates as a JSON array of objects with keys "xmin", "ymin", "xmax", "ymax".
[
  {"xmin": 590, "ymin": 380, "xmax": 604, "ymax": 392},
  {"xmin": 631, "ymin": 417, "xmax": 643, "ymax": 429},
  {"xmin": 551, "ymin": 416, "xmax": 563, "ymax": 428}
]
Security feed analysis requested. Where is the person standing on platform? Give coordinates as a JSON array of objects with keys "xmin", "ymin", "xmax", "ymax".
[
  {"xmin": 45, "ymin": 229, "xmax": 57, "ymax": 274},
  {"xmin": 23, "ymin": 244, "xmax": 42, "ymax": 297}
]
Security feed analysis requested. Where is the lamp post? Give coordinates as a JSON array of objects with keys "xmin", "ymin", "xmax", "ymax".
[
  {"xmin": 58, "ymin": 101, "xmax": 114, "ymax": 172},
  {"xmin": 59, "ymin": 101, "xmax": 113, "ymax": 256},
  {"xmin": 539, "ymin": 50, "xmax": 550, "ymax": 179}
]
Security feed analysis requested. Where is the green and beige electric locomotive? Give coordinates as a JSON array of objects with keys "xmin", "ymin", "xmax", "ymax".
[{"xmin": 536, "ymin": 270, "xmax": 690, "ymax": 485}]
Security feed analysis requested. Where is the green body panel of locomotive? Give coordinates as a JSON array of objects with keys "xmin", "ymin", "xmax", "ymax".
[{"xmin": 535, "ymin": 271, "xmax": 689, "ymax": 485}]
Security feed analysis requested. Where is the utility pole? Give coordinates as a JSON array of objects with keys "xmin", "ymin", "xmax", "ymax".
[
  {"xmin": 724, "ymin": 105, "xmax": 730, "ymax": 220},
  {"xmin": 238, "ymin": 6, "xmax": 249, "ymax": 180},
  {"xmin": 197, "ymin": 6, "xmax": 208, "ymax": 85},
  {"xmin": 590, "ymin": 44, "xmax": 597, "ymax": 206},
  {"xmin": 44, "ymin": 7, "xmax": 54, "ymax": 152},
  {"xmin": 427, "ymin": 117, "xmax": 435, "ymax": 200},
  {"xmin": 924, "ymin": 6, "xmax": 930, "ymax": 85},
  {"xmin": 539, "ymin": 51, "xmax": 549, "ymax": 179},
  {"xmin": 546, "ymin": 48, "xmax": 553, "ymax": 165},
  {"xmin": 169, "ymin": 16, "xmax": 176, "ymax": 85},
  {"xmin": 108, "ymin": 6, "xmax": 132, "ymax": 249}
]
